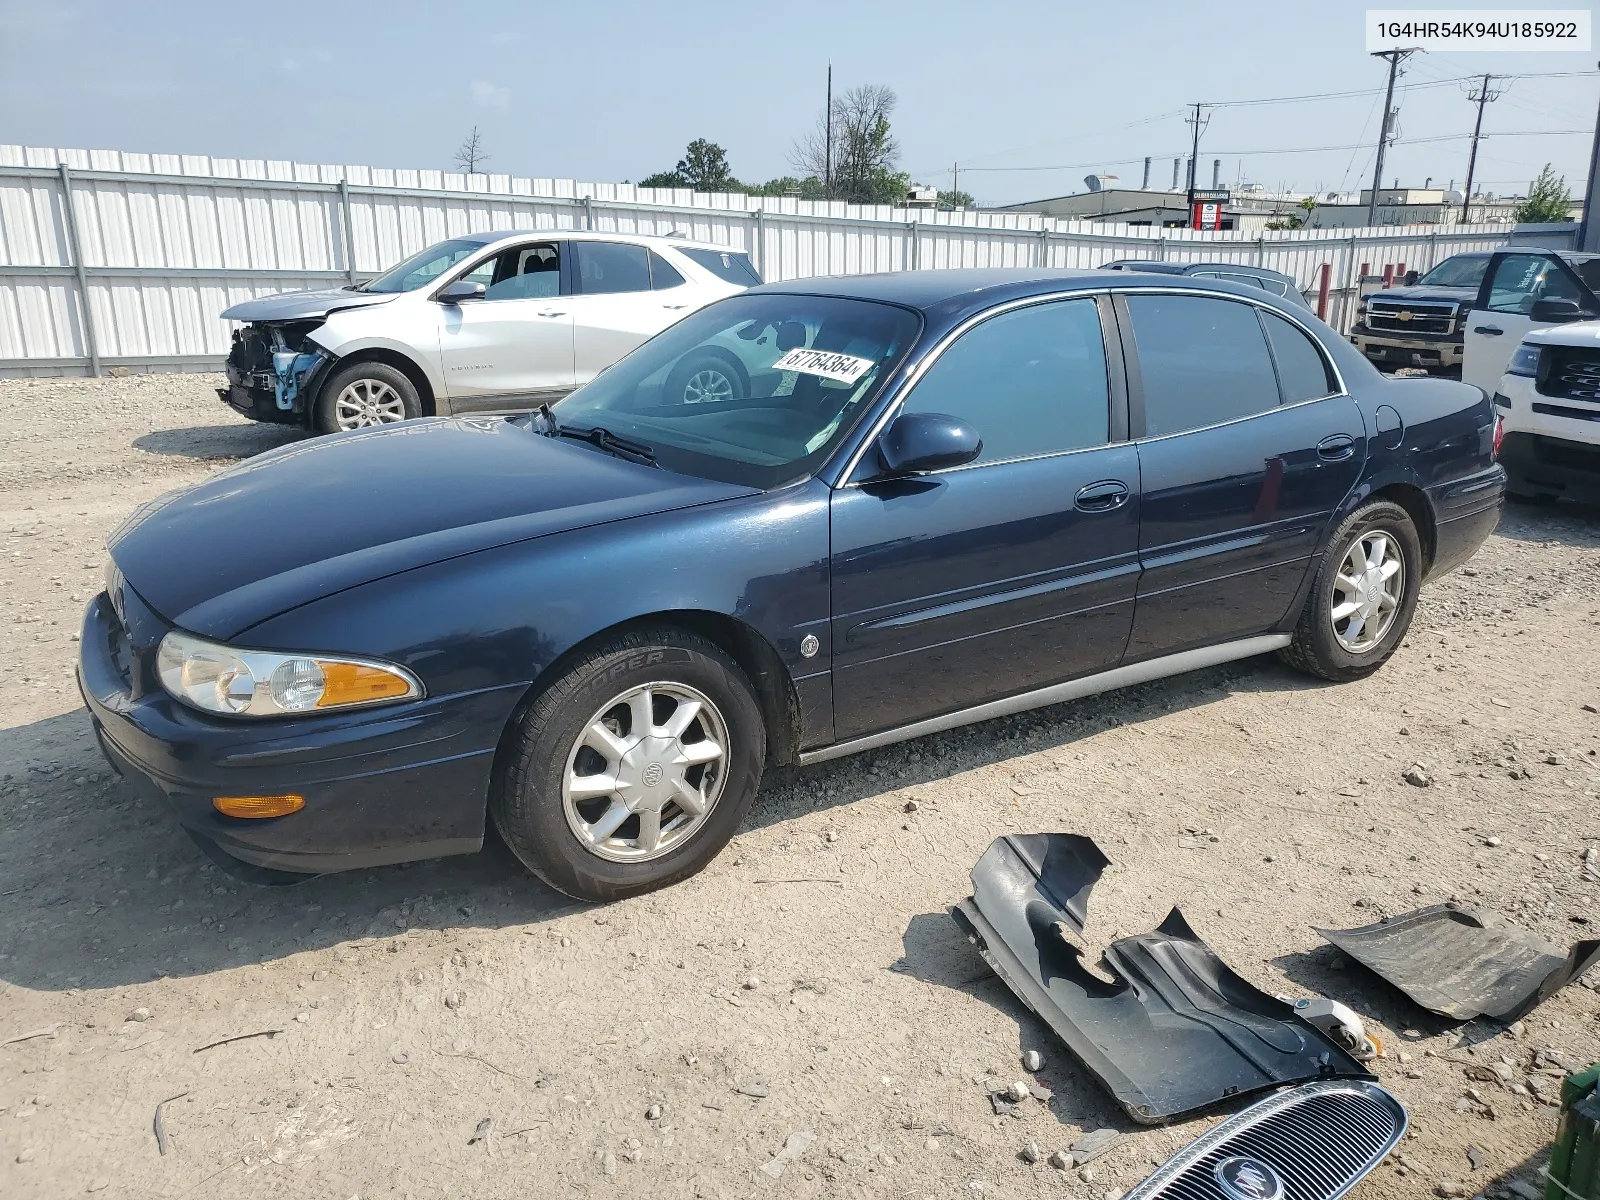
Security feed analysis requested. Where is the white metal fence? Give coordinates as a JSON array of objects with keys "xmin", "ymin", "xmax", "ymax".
[{"xmin": 0, "ymin": 144, "xmax": 1515, "ymax": 377}]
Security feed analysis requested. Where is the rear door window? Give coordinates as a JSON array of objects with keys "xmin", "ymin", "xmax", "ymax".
[
  {"xmin": 650, "ymin": 252, "xmax": 686, "ymax": 290},
  {"xmin": 1124, "ymin": 294, "xmax": 1281, "ymax": 437},
  {"xmin": 901, "ymin": 298, "xmax": 1110, "ymax": 465},
  {"xmin": 576, "ymin": 241, "xmax": 653, "ymax": 294},
  {"xmin": 1262, "ymin": 311, "xmax": 1335, "ymax": 403}
]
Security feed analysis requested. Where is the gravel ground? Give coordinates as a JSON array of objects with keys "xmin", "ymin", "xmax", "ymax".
[{"xmin": 1, "ymin": 373, "xmax": 1599, "ymax": 1200}]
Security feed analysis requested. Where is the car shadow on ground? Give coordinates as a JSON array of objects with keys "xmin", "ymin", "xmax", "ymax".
[
  {"xmin": 133, "ymin": 424, "xmax": 309, "ymax": 461},
  {"xmin": 0, "ymin": 654, "xmax": 1324, "ymax": 996},
  {"xmin": 746, "ymin": 652, "xmax": 1328, "ymax": 837},
  {"xmin": 0, "ymin": 708, "xmax": 588, "ymax": 995},
  {"xmin": 1495, "ymin": 497, "xmax": 1600, "ymax": 550}
]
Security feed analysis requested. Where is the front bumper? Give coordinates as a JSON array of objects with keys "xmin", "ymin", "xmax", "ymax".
[
  {"xmin": 1349, "ymin": 325, "xmax": 1464, "ymax": 369},
  {"xmin": 1498, "ymin": 431, "xmax": 1600, "ymax": 505},
  {"xmin": 77, "ymin": 589, "xmax": 518, "ymax": 878}
]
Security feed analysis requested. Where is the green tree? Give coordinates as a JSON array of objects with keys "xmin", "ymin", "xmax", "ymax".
[
  {"xmin": 938, "ymin": 188, "xmax": 975, "ymax": 209},
  {"xmin": 638, "ymin": 170, "xmax": 687, "ymax": 189},
  {"xmin": 791, "ymin": 84, "xmax": 907, "ymax": 204},
  {"xmin": 676, "ymin": 139, "xmax": 734, "ymax": 192},
  {"xmin": 1514, "ymin": 165, "xmax": 1573, "ymax": 224}
]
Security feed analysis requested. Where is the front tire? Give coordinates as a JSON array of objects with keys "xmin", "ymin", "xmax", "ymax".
[
  {"xmin": 491, "ymin": 627, "xmax": 767, "ymax": 902},
  {"xmin": 314, "ymin": 361, "xmax": 422, "ymax": 434},
  {"xmin": 663, "ymin": 352, "xmax": 745, "ymax": 406},
  {"xmin": 1279, "ymin": 500, "xmax": 1422, "ymax": 683}
]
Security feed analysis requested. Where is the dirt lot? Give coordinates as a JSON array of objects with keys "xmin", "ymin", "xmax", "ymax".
[{"xmin": 1, "ymin": 374, "xmax": 1598, "ymax": 1200}]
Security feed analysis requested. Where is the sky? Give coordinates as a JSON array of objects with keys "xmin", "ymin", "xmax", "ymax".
[{"xmin": 0, "ymin": 0, "xmax": 1595, "ymax": 207}]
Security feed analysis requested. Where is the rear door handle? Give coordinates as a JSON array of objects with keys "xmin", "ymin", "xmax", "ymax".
[
  {"xmin": 1074, "ymin": 480, "xmax": 1130, "ymax": 512},
  {"xmin": 538, "ymin": 311, "xmax": 566, "ymax": 318},
  {"xmin": 663, "ymin": 304, "xmax": 690, "ymax": 310},
  {"xmin": 1317, "ymin": 434, "xmax": 1356, "ymax": 461},
  {"xmin": 1473, "ymin": 325, "xmax": 1503, "ymax": 335}
]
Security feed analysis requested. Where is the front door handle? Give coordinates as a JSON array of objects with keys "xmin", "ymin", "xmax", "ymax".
[
  {"xmin": 1317, "ymin": 434, "xmax": 1356, "ymax": 461},
  {"xmin": 1074, "ymin": 480, "xmax": 1130, "ymax": 512},
  {"xmin": 538, "ymin": 311, "xmax": 567, "ymax": 318},
  {"xmin": 663, "ymin": 303, "xmax": 690, "ymax": 310},
  {"xmin": 1473, "ymin": 325, "xmax": 1504, "ymax": 336}
]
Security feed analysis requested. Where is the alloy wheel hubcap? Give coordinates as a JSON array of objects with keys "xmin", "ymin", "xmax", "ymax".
[
  {"xmin": 334, "ymin": 379, "xmax": 406, "ymax": 429},
  {"xmin": 561, "ymin": 683, "xmax": 728, "ymax": 863},
  {"xmin": 683, "ymin": 369, "xmax": 733, "ymax": 404},
  {"xmin": 1330, "ymin": 530, "xmax": 1404, "ymax": 653}
]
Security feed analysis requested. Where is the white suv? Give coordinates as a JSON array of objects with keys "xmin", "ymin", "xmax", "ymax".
[
  {"xmin": 1494, "ymin": 320, "xmax": 1600, "ymax": 505},
  {"xmin": 219, "ymin": 231, "xmax": 761, "ymax": 433}
]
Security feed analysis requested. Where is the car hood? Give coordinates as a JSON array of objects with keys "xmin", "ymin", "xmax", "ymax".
[
  {"xmin": 1528, "ymin": 318, "xmax": 1600, "ymax": 347},
  {"xmin": 109, "ymin": 418, "xmax": 757, "ymax": 640},
  {"xmin": 220, "ymin": 287, "xmax": 399, "ymax": 323},
  {"xmin": 1366, "ymin": 285, "xmax": 1477, "ymax": 305}
]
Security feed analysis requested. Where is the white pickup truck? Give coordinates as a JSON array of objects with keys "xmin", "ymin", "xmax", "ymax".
[{"xmin": 1461, "ymin": 247, "xmax": 1600, "ymax": 504}]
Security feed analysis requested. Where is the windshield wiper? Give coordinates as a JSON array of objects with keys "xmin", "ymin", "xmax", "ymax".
[{"xmin": 551, "ymin": 419, "xmax": 657, "ymax": 467}]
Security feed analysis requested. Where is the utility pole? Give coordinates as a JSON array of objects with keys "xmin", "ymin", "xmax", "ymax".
[
  {"xmin": 1185, "ymin": 103, "xmax": 1209, "ymax": 204},
  {"xmin": 1367, "ymin": 47, "xmax": 1417, "ymax": 226},
  {"xmin": 951, "ymin": 162, "xmax": 959, "ymax": 201},
  {"xmin": 824, "ymin": 62, "xmax": 833, "ymax": 199},
  {"xmin": 1461, "ymin": 73, "xmax": 1502, "ymax": 224}
]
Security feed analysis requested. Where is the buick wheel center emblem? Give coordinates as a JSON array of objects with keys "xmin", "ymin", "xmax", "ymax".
[
  {"xmin": 1215, "ymin": 1156, "xmax": 1285, "ymax": 1200},
  {"xmin": 641, "ymin": 763, "xmax": 664, "ymax": 787}
]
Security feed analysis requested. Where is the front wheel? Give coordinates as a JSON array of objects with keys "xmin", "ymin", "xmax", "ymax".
[
  {"xmin": 1279, "ymin": 500, "xmax": 1423, "ymax": 683},
  {"xmin": 663, "ymin": 353, "xmax": 744, "ymax": 406},
  {"xmin": 314, "ymin": 361, "xmax": 422, "ymax": 434},
  {"xmin": 491, "ymin": 627, "xmax": 767, "ymax": 901}
]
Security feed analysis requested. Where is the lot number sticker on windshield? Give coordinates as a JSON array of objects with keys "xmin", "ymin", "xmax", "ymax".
[{"xmin": 771, "ymin": 348, "xmax": 875, "ymax": 385}]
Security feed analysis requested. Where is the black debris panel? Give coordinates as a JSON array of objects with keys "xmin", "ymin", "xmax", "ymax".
[
  {"xmin": 1318, "ymin": 904, "xmax": 1600, "ymax": 1022},
  {"xmin": 952, "ymin": 833, "xmax": 1373, "ymax": 1123}
]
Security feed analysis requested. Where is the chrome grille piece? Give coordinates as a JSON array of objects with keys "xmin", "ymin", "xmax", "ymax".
[
  {"xmin": 1365, "ymin": 300, "xmax": 1454, "ymax": 336},
  {"xmin": 1549, "ymin": 355, "xmax": 1600, "ymax": 404},
  {"xmin": 1125, "ymin": 1081, "xmax": 1407, "ymax": 1200}
]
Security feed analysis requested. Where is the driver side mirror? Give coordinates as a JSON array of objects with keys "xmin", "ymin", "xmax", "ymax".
[
  {"xmin": 438, "ymin": 280, "xmax": 487, "ymax": 304},
  {"xmin": 872, "ymin": 412, "xmax": 982, "ymax": 478},
  {"xmin": 1402, "ymin": 270, "xmax": 1420, "ymax": 286},
  {"xmin": 1531, "ymin": 297, "xmax": 1588, "ymax": 324}
]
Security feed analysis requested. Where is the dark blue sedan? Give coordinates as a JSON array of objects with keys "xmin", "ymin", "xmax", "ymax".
[{"xmin": 80, "ymin": 269, "xmax": 1505, "ymax": 900}]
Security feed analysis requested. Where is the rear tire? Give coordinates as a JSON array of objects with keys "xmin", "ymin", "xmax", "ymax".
[
  {"xmin": 491, "ymin": 627, "xmax": 766, "ymax": 902},
  {"xmin": 314, "ymin": 361, "xmax": 422, "ymax": 434},
  {"xmin": 1279, "ymin": 500, "xmax": 1423, "ymax": 683}
]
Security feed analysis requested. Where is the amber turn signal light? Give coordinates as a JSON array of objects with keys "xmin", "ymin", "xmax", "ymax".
[
  {"xmin": 317, "ymin": 661, "xmax": 415, "ymax": 708},
  {"xmin": 213, "ymin": 794, "xmax": 305, "ymax": 819}
]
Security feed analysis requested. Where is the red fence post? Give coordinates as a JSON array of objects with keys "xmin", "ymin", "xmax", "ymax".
[
  {"xmin": 1381, "ymin": 264, "xmax": 1395, "ymax": 288},
  {"xmin": 1396, "ymin": 260, "xmax": 1407, "ymax": 280},
  {"xmin": 1316, "ymin": 263, "xmax": 1331, "ymax": 320}
]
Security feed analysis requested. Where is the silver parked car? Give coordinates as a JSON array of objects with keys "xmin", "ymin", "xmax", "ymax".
[{"xmin": 219, "ymin": 231, "xmax": 761, "ymax": 433}]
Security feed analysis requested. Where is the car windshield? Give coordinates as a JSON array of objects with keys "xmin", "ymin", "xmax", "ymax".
[
  {"xmin": 1418, "ymin": 256, "xmax": 1489, "ymax": 288},
  {"xmin": 359, "ymin": 238, "xmax": 486, "ymax": 293},
  {"xmin": 550, "ymin": 293, "xmax": 921, "ymax": 489}
]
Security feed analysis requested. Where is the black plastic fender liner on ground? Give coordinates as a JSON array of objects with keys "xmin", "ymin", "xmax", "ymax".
[
  {"xmin": 1318, "ymin": 904, "xmax": 1600, "ymax": 1022},
  {"xmin": 950, "ymin": 834, "xmax": 1374, "ymax": 1123},
  {"xmin": 1123, "ymin": 1079, "xmax": 1408, "ymax": 1200}
]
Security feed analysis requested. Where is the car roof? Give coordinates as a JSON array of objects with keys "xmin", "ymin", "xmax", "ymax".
[
  {"xmin": 468, "ymin": 229, "xmax": 740, "ymax": 254},
  {"xmin": 748, "ymin": 267, "xmax": 1303, "ymax": 317}
]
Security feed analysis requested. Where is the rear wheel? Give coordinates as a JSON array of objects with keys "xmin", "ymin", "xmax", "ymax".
[
  {"xmin": 491, "ymin": 627, "xmax": 766, "ymax": 901},
  {"xmin": 1279, "ymin": 500, "xmax": 1422, "ymax": 682},
  {"xmin": 315, "ymin": 361, "xmax": 421, "ymax": 434}
]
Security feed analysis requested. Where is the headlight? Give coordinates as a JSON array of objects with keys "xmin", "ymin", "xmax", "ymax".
[
  {"xmin": 1507, "ymin": 343, "xmax": 1542, "ymax": 378},
  {"xmin": 156, "ymin": 631, "xmax": 422, "ymax": 718}
]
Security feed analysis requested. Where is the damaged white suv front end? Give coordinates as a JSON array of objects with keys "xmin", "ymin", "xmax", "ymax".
[{"xmin": 219, "ymin": 230, "xmax": 757, "ymax": 434}]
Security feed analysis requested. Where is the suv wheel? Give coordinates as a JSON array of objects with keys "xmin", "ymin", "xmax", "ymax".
[
  {"xmin": 315, "ymin": 361, "xmax": 422, "ymax": 434},
  {"xmin": 491, "ymin": 627, "xmax": 766, "ymax": 901},
  {"xmin": 1279, "ymin": 500, "xmax": 1423, "ymax": 682}
]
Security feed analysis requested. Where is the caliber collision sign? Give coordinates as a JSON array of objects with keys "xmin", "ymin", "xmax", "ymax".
[{"xmin": 1192, "ymin": 201, "xmax": 1222, "ymax": 231}]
